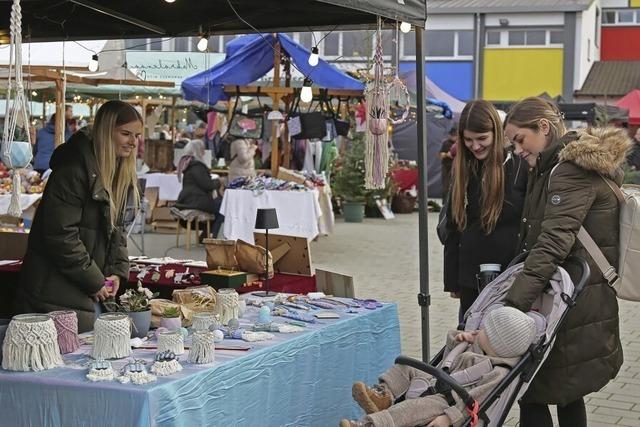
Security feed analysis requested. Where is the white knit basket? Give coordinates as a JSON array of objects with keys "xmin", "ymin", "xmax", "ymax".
[
  {"xmin": 92, "ymin": 313, "xmax": 132, "ymax": 360},
  {"xmin": 1, "ymin": 313, "xmax": 63, "ymax": 372}
]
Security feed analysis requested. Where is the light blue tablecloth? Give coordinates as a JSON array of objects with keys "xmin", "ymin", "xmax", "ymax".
[{"xmin": 0, "ymin": 303, "xmax": 400, "ymax": 427}]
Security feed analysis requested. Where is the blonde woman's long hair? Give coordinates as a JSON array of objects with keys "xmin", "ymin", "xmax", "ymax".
[
  {"xmin": 92, "ymin": 101, "xmax": 142, "ymax": 227},
  {"xmin": 452, "ymin": 100, "xmax": 506, "ymax": 234},
  {"xmin": 505, "ymin": 97, "xmax": 567, "ymax": 144}
]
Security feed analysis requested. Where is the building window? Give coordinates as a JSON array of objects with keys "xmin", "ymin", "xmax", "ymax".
[
  {"xmin": 323, "ymin": 32, "xmax": 340, "ymax": 57},
  {"xmin": 487, "ymin": 29, "xmax": 563, "ymax": 48},
  {"xmin": 400, "ymin": 30, "xmax": 473, "ymax": 60},
  {"xmin": 148, "ymin": 38, "xmax": 163, "ymax": 51},
  {"xmin": 343, "ymin": 31, "xmax": 370, "ymax": 58},
  {"xmin": 124, "ymin": 39, "xmax": 149, "ymax": 51},
  {"xmin": 602, "ymin": 8, "xmax": 640, "ymax": 26},
  {"xmin": 299, "ymin": 33, "xmax": 314, "ymax": 49},
  {"xmin": 174, "ymin": 37, "xmax": 192, "ymax": 52},
  {"xmin": 208, "ymin": 36, "xmax": 223, "ymax": 53},
  {"xmin": 486, "ymin": 31, "xmax": 501, "ymax": 46}
]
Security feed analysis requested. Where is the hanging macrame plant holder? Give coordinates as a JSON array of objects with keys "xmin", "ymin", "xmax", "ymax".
[
  {"xmin": 364, "ymin": 18, "xmax": 390, "ymax": 190},
  {"xmin": 2, "ymin": 0, "xmax": 33, "ymax": 217}
]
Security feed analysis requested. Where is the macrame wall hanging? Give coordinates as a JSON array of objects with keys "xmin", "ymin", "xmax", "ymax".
[
  {"xmin": 214, "ymin": 289, "xmax": 240, "ymax": 325},
  {"xmin": 2, "ymin": 0, "xmax": 34, "ymax": 217},
  {"xmin": 92, "ymin": 313, "xmax": 132, "ymax": 360},
  {"xmin": 2, "ymin": 314, "xmax": 63, "ymax": 372},
  {"xmin": 49, "ymin": 310, "xmax": 80, "ymax": 354},
  {"xmin": 364, "ymin": 17, "xmax": 390, "ymax": 190}
]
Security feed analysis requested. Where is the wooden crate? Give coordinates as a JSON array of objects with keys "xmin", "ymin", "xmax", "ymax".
[{"xmin": 144, "ymin": 139, "xmax": 174, "ymax": 172}]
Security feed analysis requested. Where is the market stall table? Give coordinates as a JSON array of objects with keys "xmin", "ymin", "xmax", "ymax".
[
  {"xmin": 141, "ymin": 173, "xmax": 219, "ymax": 202},
  {"xmin": 0, "ymin": 302, "xmax": 400, "ymax": 427},
  {"xmin": 0, "ymin": 193, "xmax": 41, "ymax": 217},
  {"xmin": 220, "ymin": 189, "xmax": 322, "ymax": 244}
]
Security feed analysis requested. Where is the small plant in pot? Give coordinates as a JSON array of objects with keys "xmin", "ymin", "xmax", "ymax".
[
  {"xmin": 160, "ymin": 306, "xmax": 182, "ymax": 331},
  {"xmin": 332, "ymin": 136, "xmax": 367, "ymax": 222},
  {"xmin": 104, "ymin": 282, "xmax": 158, "ymax": 338}
]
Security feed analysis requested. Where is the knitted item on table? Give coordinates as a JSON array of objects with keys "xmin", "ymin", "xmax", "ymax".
[
  {"xmin": 151, "ymin": 359, "xmax": 183, "ymax": 376},
  {"xmin": 49, "ymin": 310, "xmax": 80, "ymax": 354},
  {"xmin": 192, "ymin": 312, "xmax": 218, "ymax": 332},
  {"xmin": 92, "ymin": 313, "xmax": 132, "ymax": 360},
  {"xmin": 2, "ymin": 314, "xmax": 63, "ymax": 372},
  {"xmin": 157, "ymin": 331, "xmax": 185, "ymax": 355},
  {"xmin": 214, "ymin": 289, "xmax": 240, "ymax": 325},
  {"xmin": 188, "ymin": 331, "xmax": 215, "ymax": 364},
  {"xmin": 86, "ymin": 360, "xmax": 115, "ymax": 382}
]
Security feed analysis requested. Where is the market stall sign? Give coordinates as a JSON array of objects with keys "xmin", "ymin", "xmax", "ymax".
[{"xmin": 126, "ymin": 52, "xmax": 224, "ymax": 86}]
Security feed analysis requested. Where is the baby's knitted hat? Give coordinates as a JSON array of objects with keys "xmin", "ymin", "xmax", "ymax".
[{"xmin": 483, "ymin": 306, "xmax": 537, "ymax": 358}]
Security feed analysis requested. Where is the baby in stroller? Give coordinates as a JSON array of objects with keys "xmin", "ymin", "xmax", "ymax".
[{"xmin": 340, "ymin": 306, "xmax": 540, "ymax": 427}]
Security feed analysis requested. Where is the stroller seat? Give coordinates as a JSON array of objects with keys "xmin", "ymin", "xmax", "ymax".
[{"xmin": 396, "ymin": 255, "xmax": 590, "ymax": 427}]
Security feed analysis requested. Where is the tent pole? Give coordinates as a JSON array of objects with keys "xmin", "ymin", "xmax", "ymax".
[
  {"xmin": 170, "ymin": 95, "xmax": 177, "ymax": 144},
  {"xmin": 270, "ymin": 38, "xmax": 281, "ymax": 177},
  {"xmin": 415, "ymin": 26, "xmax": 431, "ymax": 362},
  {"xmin": 54, "ymin": 77, "xmax": 65, "ymax": 147}
]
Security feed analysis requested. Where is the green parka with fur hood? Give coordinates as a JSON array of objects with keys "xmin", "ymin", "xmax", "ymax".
[{"xmin": 505, "ymin": 128, "xmax": 629, "ymax": 405}]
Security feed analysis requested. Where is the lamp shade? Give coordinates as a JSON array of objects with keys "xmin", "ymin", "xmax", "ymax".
[{"xmin": 255, "ymin": 208, "xmax": 279, "ymax": 229}]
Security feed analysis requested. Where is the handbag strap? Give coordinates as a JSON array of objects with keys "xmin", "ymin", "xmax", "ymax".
[{"xmin": 576, "ymin": 227, "xmax": 620, "ymax": 288}]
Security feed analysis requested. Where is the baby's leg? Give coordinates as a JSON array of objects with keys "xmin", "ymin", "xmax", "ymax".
[
  {"xmin": 380, "ymin": 364, "xmax": 434, "ymax": 400},
  {"xmin": 365, "ymin": 395, "xmax": 451, "ymax": 427}
]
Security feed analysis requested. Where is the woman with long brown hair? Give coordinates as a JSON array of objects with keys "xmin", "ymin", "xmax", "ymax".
[
  {"xmin": 504, "ymin": 97, "xmax": 626, "ymax": 426},
  {"xmin": 443, "ymin": 100, "xmax": 527, "ymax": 319},
  {"xmin": 16, "ymin": 100, "xmax": 142, "ymax": 332}
]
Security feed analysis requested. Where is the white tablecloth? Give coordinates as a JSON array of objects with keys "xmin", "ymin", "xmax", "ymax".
[
  {"xmin": 219, "ymin": 189, "xmax": 322, "ymax": 244},
  {"xmin": 0, "ymin": 193, "xmax": 42, "ymax": 217},
  {"xmin": 141, "ymin": 172, "xmax": 219, "ymax": 202}
]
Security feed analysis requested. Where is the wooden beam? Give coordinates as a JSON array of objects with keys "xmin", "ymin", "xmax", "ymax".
[
  {"xmin": 271, "ymin": 40, "xmax": 281, "ymax": 177},
  {"xmin": 54, "ymin": 79, "xmax": 65, "ymax": 147},
  {"xmin": 93, "ymin": 78, "xmax": 174, "ymax": 88},
  {"xmin": 29, "ymin": 68, "xmax": 98, "ymax": 86},
  {"xmin": 223, "ymin": 85, "xmax": 363, "ymax": 98}
]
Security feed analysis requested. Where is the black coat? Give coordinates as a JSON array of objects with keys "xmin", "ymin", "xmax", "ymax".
[
  {"xmin": 16, "ymin": 131, "xmax": 130, "ymax": 332},
  {"xmin": 176, "ymin": 159, "xmax": 221, "ymax": 214},
  {"xmin": 444, "ymin": 153, "xmax": 527, "ymax": 292}
]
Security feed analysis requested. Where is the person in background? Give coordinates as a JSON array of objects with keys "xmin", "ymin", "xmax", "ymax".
[
  {"xmin": 443, "ymin": 100, "xmax": 527, "ymax": 321},
  {"xmin": 504, "ymin": 96, "xmax": 625, "ymax": 427},
  {"xmin": 16, "ymin": 101, "xmax": 141, "ymax": 332},
  {"xmin": 33, "ymin": 106, "xmax": 73, "ymax": 174},
  {"xmin": 626, "ymin": 127, "xmax": 640, "ymax": 171},
  {"xmin": 439, "ymin": 125, "xmax": 458, "ymax": 195},
  {"xmin": 228, "ymin": 136, "xmax": 257, "ymax": 182},
  {"xmin": 176, "ymin": 139, "xmax": 224, "ymax": 242}
]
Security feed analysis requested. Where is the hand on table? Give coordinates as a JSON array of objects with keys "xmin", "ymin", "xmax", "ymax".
[
  {"xmin": 449, "ymin": 292, "xmax": 461, "ymax": 299},
  {"xmin": 105, "ymin": 275, "xmax": 121, "ymax": 297},
  {"xmin": 427, "ymin": 414, "xmax": 452, "ymax": 427}
]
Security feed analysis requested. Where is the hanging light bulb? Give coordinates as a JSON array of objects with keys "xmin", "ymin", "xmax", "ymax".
[
  {"xmin": 197, "ymin": 35, "xmax": 209, "ymax": 52},
  {"xmin": 300, "ymin": 78, "xmax": 313, "ymax": 103},
  {"xmin": 400, "ymin": 22, "xmax": 412, "ymax": 33},
  {"xmin": 308, "ymin": 47, "xmax": 319, "ymax": 66},
  {"xmin": 88, "ymin": 54, "xmax": 99, "ymax": 72},
  {"xmin": 31, "ymin": 91, "xmax": 37, "ymax": 96},
  {"xmin": 164, "ymin": 0, "xmax": 176, "ymax": 3}
]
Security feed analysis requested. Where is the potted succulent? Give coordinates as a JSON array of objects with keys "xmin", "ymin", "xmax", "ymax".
[
  {"xmin": 160, "ymin": 306, "xmax": 182, "ymax": 331},
  {"xmin": 332, "ymin": 137, "xmax": 367, "ymax": 222},
  {"xmin": 105, "ymin": 282, "xmax": 158, "ymax": 338}
]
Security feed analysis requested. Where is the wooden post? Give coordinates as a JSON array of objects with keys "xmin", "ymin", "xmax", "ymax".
[
  {"xmin": 54, "ymin": 78, "xmax": 65, "ymax": 147},
  {"xmin": 41, "ymin": 90, "xmax": 46, "ymax": 122},
  {"xmin": 270, "ymin": 39, "xmax": 281, "ymax": 177},
  {"xmin": 170, "ymin": 96, "xmax": 177, "ymax": 144},
  {"xmin": 282, "ymin": 56, "xmax": 291, "ymax": 168},
  {"xmin": 141, "ymin": 99, "xmax": 148, "ymax": 138}
]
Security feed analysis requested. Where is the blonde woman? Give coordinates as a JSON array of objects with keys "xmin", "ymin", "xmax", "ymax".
[
  {"xmin": 443, "ymin": 100, "xmax": 527, "ymax": 319},
  {"xmin": 17, "ymin": 101, "xmax": 142, "ymax": 332},
  {"xmin": 504, "ymin": 97, "xmax": 626, "ymax": 427}
]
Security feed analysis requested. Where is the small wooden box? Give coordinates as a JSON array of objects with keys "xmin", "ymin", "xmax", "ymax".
[{"xmin": 200, "ymin": 269, "xmax": 248, "ymax": 290}]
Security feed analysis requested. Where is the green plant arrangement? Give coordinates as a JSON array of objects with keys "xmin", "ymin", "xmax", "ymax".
[
  {"xmin": 162, "ymin": 307, "xmax": 181, "ymax": 318},
  {"xmin": 332, "ymin": 135, "xmax": 368, "ymax": 203},
  {"xmin": 104, "ymin": 283, "xmax": 158, "ymax": 313}
]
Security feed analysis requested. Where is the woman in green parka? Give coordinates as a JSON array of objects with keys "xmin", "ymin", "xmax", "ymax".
[
  {"xmin": 503, "ymin": 97, "xmax": 628, "ymax": 427},
  {"xmin": 16, "ymin": 101, "xmax": 142, "ymax": 332}
]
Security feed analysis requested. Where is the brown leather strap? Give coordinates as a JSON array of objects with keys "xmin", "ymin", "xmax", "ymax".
[
  {"xmin": 577, "ymin": 226, "xmax": 620, "ymax": 288},
  {"xmin": 598, "ymin": 174, "xmax": 626, "ymax": 203}
]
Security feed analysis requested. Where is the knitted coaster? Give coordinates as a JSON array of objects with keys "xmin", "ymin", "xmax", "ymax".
[{"xmin": 2, "ymin": 314, "xmax": 63, "ymax": 372}]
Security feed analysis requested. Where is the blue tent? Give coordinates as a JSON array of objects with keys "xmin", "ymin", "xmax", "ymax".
[{"xmin": 181, "ymin": 33, "xmax": 364, "ymax": 105}]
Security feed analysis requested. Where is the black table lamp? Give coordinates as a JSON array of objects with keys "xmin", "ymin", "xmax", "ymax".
[{"xmin": 252, "ymin": 208, "xmax": 279, "ymax": 297}]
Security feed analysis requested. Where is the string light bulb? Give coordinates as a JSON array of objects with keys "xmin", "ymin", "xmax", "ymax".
[
  {"xmin": 300, "ymin": 78, "xmax": 313, "ymax": 103},
  {"xmin": 197, "ymin": 35, "xmax": 209, "ymax": 52},
  {"xmin": 164, "ymin": 0, "xmax": 176, "ymax": 2},
  {"xmin": 400, "ymin": 22, "xmax": 412, "ymax": 33},
  {"xmin": 88, "ymin": 54, "xmax": 99, "ymax": 72},
  {"xmin": 308, "ymin": 47, "xmax": 319, "ymax": 66}
]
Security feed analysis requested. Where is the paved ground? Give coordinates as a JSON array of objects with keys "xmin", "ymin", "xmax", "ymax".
[{"xmin": 130, "ymin": 212, "xmax": 640, "ymax": 426}]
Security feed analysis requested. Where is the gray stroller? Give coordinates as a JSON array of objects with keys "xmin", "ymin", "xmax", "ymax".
[{"xmin": 396, "ymin": 255, "xmax": 590, "ymax": 427}]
